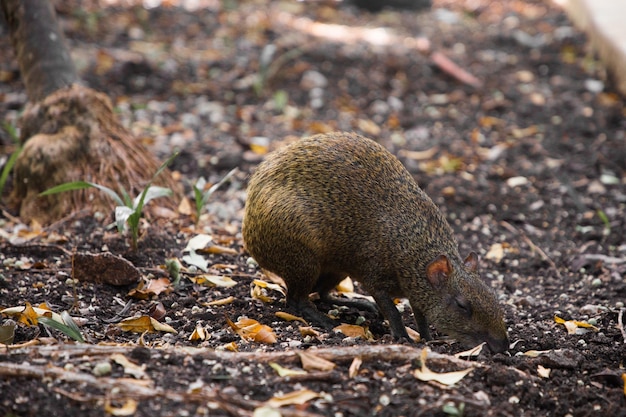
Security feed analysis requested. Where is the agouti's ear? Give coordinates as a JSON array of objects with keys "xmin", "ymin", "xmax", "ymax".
[
  {"xmin": 426, "ymin": 254, "xmax": 452, "ymax": 288},
  {"xmin": 463, "ymin": 252, "xmax": 479, "ymax": 272}
]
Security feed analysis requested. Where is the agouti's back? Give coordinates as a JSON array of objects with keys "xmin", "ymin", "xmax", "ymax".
[{"xmin": 243, "ymin": 132, "xmax": 509, "ymax": 353}]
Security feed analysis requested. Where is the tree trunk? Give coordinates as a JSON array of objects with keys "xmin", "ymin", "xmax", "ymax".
[
  {"xmin": 1, "ymin": 0, "xmax": 78, "ymax": 102},
  {"xmin": 0, "ymin": 0, "xmax": 180, "ymax": 225}
]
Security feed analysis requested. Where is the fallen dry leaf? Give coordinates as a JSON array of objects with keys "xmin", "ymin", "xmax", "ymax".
[
  {"xmin": 348, "ymin": 357, "xmax": 362, "ymax": 378},
  {"xmin": 222, "ymin": 341, "xmax": 238, "ymax": 352},
  {"xmin": 265, "ymin": 389, "xmax": 321, "ymax": 408},
  {"xmin": 269, "ymin": 362, "xmax": 307, "ymax": 377},
  {"xmin": 190, "ymin": 274, "xmax": 238, "ymax": 288},
  {"xmin": 128, "ymin": 277, "xmax": 172, "ymax": 299},
  {"xmin": 335, "ymin": 277, "xmax": 354, "ymax": 293},
  {"xmin": 189, "ymin": 324, "xmax": 211, "ymax": 341},
  {"xmin": 226, "ymin": 316, "xmax": 277, "ymax": 344},
  {"xmin": 523, "ymin": 350, "xmax": 552, "ymax": 358},
  {"xmin": 1, "ymin": 303, "xmax": 64, "ymax": 326},
  {"xmin": 406, "ymin": 326, "xmax": 421, "ymax": 343},
  {"xmin": 199, "ymin": 245, "xmax": 239, "ymax": 256},
  {"xmin": 537, "ymin": 365, "xmax": 551, "ymax": 379},
  {"xmin": 203, "ymin": 296, "xmax": 235, "ymax": 306},
  {"xmin": 275, "ymin": 312, "xmax": 307, "ymax": 323},
  {"xmin": 299, "ymin": 326, "xmax": 320, "ymax": 338},
  {"xmin": 104, "ymin": 399, "xmax": 137, "ymax": 416},
  {"xmin": 414, "ymin": 349, "xmax": 473, "ymax": 386},
  {"xmin": 118, "ymin": 316, "xmax": 178, "ymax": 334},
  {"xmin": 485, "ymin": 243, "xmax": 505, "ymax": 263},
  {"xmin": 554, "ymin": 315, "xmax": 599, "ymax": 335},
  {"xmin": 455, "ymin": 343, "xmax": 485, "ymax": 359},
  {"xmin": 298, "ymin": 351, "xmax": 336, "ymax": 372},
  {"xmin": 333, "ymin": 323, "xmax": 373, "ymax": 340},
  {"xmin": 111, "ymin": 353, "xmax": 147, "ymax": 379},
  {"xmin": 252, "ymin": 279, "xmax": 286, "ymax": 295}
]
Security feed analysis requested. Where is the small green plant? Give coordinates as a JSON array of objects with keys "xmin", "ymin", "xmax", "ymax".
[
  {"xmin": 192, "ymin": 168, "xmax": 238, "ymax": 223},
  {"xmin": 596, "ymin": 209, "xmax": 611, "ymax": 236},
  {"xmin": 0, "ymin": 122, "xmax": 22, "ymax": 199},
  {"xmin": 442, "ymin": 401, "xmax": 465, "ymax": 417},
  {"xmin": 39, "ymin": 311, "xmax": 85, "ymax": 343},
  {"xmin": 40, "ymin": 152, "xmax": 178, "ymax": 250}
]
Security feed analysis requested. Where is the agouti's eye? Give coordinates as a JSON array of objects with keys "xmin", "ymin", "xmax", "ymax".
[{"xmin": 454, "ymin": 297, "xmax": 472, "ymax": 316}]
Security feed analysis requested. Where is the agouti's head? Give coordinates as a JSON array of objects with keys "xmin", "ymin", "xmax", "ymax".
[{"xmin": 425, "ymin": 252, "xmax": 509, "ymax": 353}]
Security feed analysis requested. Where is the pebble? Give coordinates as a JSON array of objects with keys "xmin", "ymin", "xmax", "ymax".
[
  {"xmin": 301, "ymin": 70, "xmax": 328, "ymax": 90},
  {"xmin": 92, "ymin": 361, "xmax": 112, "ymax": 376}
]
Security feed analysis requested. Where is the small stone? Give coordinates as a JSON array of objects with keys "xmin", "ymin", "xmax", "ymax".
[
  {"xmin": 301, "ymin": 70, "xmax": 328, "ymax": 90},
  {"xmin": 92, "ymin": 361, "xmax": 112, "ymax": 376}
]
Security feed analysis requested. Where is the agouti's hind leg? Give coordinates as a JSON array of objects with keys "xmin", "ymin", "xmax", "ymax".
[
  {"xmin": 316, "ymin": 273, "xmax": 379, "ymax": 313},
  {"xmin": 286, "ymin": 296, "xmax": 338, "ymax": 329},
  {"xmin": 283, "ymin": 266, "xmax": 338, "ymax": 329}
]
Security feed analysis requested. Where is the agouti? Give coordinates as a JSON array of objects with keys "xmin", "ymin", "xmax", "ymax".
[{"xmin": 242, "ymin": 132, "xmax": 509, "ymax": 353}]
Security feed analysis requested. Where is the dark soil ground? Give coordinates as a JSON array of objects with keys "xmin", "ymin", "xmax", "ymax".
[{"xmin": 1, "ymin": 0, "xmax": 626, "ymax": 416}]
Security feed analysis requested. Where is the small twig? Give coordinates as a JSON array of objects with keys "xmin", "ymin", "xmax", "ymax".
[
  {"xmin": 618, "ymin": 308, "xmax": 626, "ymax": 344},
  {"xmin": 500, "ymin": 221, "xmax": 562, "ymax": 279},
  {"xmin": 102, "ymin": 299, "xmax": 135, "ymax": 323}
]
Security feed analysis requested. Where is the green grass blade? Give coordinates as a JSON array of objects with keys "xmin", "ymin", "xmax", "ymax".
[
  {"xmin": 39, "ymin": 315, "xmax": 85, "ymax": 343},
  {"xmin": 39, "ymin": 181, "xmax": 125, "ymax": 206},
  {"xmin": 0, "ymin": 148, "xmax": 21, "ymax": 198}
]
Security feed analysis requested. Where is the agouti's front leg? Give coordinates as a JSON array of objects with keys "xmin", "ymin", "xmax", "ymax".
[{"xmin": 370, "ymin": 291, "xmax": 411, "ymax": 342}]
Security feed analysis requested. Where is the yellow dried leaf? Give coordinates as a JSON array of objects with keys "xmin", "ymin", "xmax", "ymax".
[
  {"xmin": 485, "ymin": 243, "xmax": 505, "ymax": 263},
  {"xmin": 251, "ymin": 284, "xmax": 275, "ymax": 303},
  {"xmin": 178, "ymin": 196, "xmax": 193, "ymax": 216},
  {"xmin": 414, "ymin": 349, "xmax": 473, "ymax": 386},
  {"xmin": 223, "ymin": 341, "xmax": 238, "ymax": 351},
  {"xmin": 537, "ymin": 365, "xmax": 551, "ymax": 378},
  {"xmin": 335, "ymin": 277, "xmax": 354, "ymax": 293},
  {"xmin": 478, "ymin": 116, "xmax": 505, "ymax": 128},
  {"xmin": 357, "ymin": 118, "xmax": 381, "ymax": 136},
  {"xmin": 554, "ymin": 315, "xmax": 599, "ymax": 334},
  {"xmin": 397, "ymin": 146, "xmax": 439, "ymax": 161},
  {"xmin": 118, "ymin": 316, "xmax": 177, "ymax": 334},
  {"xmin": 622, "ymin": 373, "xmax": 626, "ymax": 397},
  {"xmin": 226, "ymin": 316, "xmax": 277, "ymax": 344},
  {"xmin": 111, "ymin": 353, "xmax": 147, "ymax": 379},
  {"xmin": 406, "ymin": 326, "xmax": 421, "ymax": 343},
  {"xmin": 200, "ymin": 245, "xmax": 239, "ymax": 256},
  {"xmin": 189, "ymin": 324, "xmax": 210, "ymax": 341},
  {"xmin": 1, "ymin": 303, "xmax": 66, "ymax": 326},
  {"xmin": 523, "ymin": 350, "xmax": 551, "ymax": 358},
  {"xmin": 454, "ymin": 343, "xmax": 485, "ymax": 359},
  {"xmin": 333, "ymin": 323, "xmax": 372, "ymax": 340},
  {"xmin": 104, "ymin": 399, "xmax": 137, "ymax": 416},
  {"xmin": 253, "ymin": 406, "xmax": 281, "ymax": 417},
  {"xmin": 203, "ymin": 296, "xmax": 235, "ymax": 306},
  {"xmin": 348, "ymin": 357, "xmax": 362, "ymax": 378},
  {"xmin": 299, "ymin": 326, "xmax": 320, "ymax": 338},
  {"xmin": 252, "ymin": 279, "xmax": 286, "ymax": 295},
  {"xmin": 269, "ymin": 362, "xmax": 307, "ymax": 377},
  {"xmin": 129, "ymin": 277, "xmax": 172, "ymax": 299},
  {"xmin": 191, "ymin": 274, "xmax": 237, "ymax": 288},
  {"xmin": 275, "ymin": 312, "xmax": 307, "ymax": 323},
  {"xmin": 17, "ymin": 302, "xmax": 39, "ymax": 326},
  {"xmin": 266, "ymin": 389, "xmax": 321, "ymax": 408},
  {"xmin": 298, "ymin": 351, "xmax": 336, "ymax": 372},
  {"xmin": 250, "ymin": 143, "xmax": 269, "ymax": 155}
]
